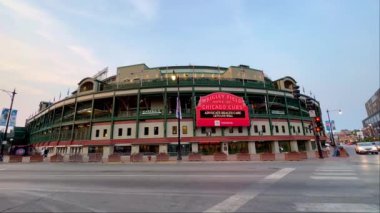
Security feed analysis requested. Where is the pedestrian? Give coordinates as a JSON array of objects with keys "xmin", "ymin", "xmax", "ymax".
[{"xmin": 44, "ymin": 148, "xmax": 48, "ymax": 158}]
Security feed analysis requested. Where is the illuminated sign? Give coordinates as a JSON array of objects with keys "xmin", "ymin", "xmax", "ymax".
[{"xmin": 196, "ymin": 92, "xmax": 250, "ymax": 127}]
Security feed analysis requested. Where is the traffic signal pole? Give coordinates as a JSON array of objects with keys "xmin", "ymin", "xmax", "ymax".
[{"xmin": 315, "ymin": 133, "xmax": 324, "ymax": 159}]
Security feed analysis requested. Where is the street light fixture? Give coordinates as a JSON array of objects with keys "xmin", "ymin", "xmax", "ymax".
[
  {"xmin": 0, "ymin": 88, "xmax": 17, "ymax": 162},
  {"xmin": 326, "ymin": 109, "xmax": 342, "ymax": 146},
  {"xmin": 171, "ymin": 71, "xmax": 182, "ymax": 161}
]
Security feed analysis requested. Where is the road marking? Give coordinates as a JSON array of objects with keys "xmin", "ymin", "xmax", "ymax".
[
  {"xmin": 315, "ymin": 169, "xmax": 353, "ymax": 172},
  {"xmin": 310, "ymin": 176, "xmax": 358, "ymax": 180},
  {"xmin": 264, "ymin": 168, "xmax": 295, "ymax": 180},
  {"xmin": 0, "ymin": 174, "xmax": 264, "ymax": 178},
  {"xmin": 312, "ymin": 173, "xmax": 356, "ymax": 176},
  {"xmin": 204, "ymin": 168, "xmax": 295, "ymax": 213},
  {"xmin": 295, "ymin": 203, "xmax": 379, "ymax": 212}
]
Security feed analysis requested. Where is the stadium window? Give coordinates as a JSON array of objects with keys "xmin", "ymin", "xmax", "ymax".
[
  {"xmin": 297, "ymin": 126, "xmax": 301, "ymax": 133},
  {"xmin": 96, "ymin": 130, "xmax": 99, "ymax": 138},
  {"xmin": 275, "ymin": 126, "xmax": 279, "ymax": 133},
  {"xmin": 182, "ymin": 126, "xmax": 188, "ymax": 134},
  {"xmin": 201, "ymin": 127, "xmax": 206, "ymax": 134},
  {"xmin": 144, "ymin": 127, "xmax": 149, "ymax": 135},
  {"xmin": 238, "ymin": 127, "xmax": 243, "ymax": 133},
  {"xmin": 127, "ymin": 128, "xmax": 132, "ymax": 136},
  {"xmin": 211, "ymin": 127, "xmax": 216, "ymax": 134},
  {"xmin": 229, "ymin": 127, "xmax": 234, "ymax": 133},
  {"xmin": 282, "ymin": 126, "xmax": 286, "ymax": 133},
  {"xmin": 254, "ymin": 125, "xmax": 258, "ymax": 133},
  {"xmin": 154, "ymin": 127, "xmax": 159, "ymax": 135},
  {"xmin": 172, "ymin": 126, "xmax": 177, "ymax": 135},
  {"xmin": 118, "ymin": 128, "xmax": 123, "ymax": 136},
  {"xmin": 262, "ymin": 125, "xmax": 266, "ymax": 133},
  {"xmin": 103, "ymin": 129, "xmax": 107, "ymax": 137}
]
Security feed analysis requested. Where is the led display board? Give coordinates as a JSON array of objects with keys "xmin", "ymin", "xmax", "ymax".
[{"xmin": 196, "ymin": 92, "xmax": 250, "ymax": 127}]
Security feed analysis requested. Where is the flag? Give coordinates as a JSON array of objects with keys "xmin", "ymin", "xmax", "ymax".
[
  {"xmin": 176, "ymin": 96, "xmax": 182, "ymax": 119},
  {"xmin": 67, "ymin": 88, "xmax": 70, "ymax": 96},
  {"xmin": 59, "ymin": 92, "xmax": 61, "ymax": 100},
  {"xmin": 302, "ymin": 87, "xmax": 305, "ymax": 94}
]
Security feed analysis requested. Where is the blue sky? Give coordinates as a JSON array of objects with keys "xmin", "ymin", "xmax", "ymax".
[{"xmin": 0, "ymin": 0, "xmax": 378, "ymax": 131}]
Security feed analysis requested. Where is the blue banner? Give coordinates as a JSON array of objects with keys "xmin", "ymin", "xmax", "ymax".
[{"xmin": 0, "ymin": 108, "xmax": 17, "ymax": 127}]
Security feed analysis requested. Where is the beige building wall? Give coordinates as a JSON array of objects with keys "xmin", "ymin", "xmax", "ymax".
[
  {"xmin": 223, "ymin": 127, "xmax": 249, "ymax": 136},
  {"xmin": 113, "ymin": 123, "xmax": 136, "ymax": 139},
  {"xmin": 271, "ymin": 121, "xmax": 289, "ymax": 136},
  {"xmin": 91, "ymin": 125, "xmax": 111, "ymax": 140},
  {"xmin": 195, "ymin": 127, "xmax": 222, "ymax": 137},
  {"xmin": 250, "ymin": 120, "xmax": 271, "ymax": 136},
  {"xmin": 138, "ymin": 122, "xmax": 164, "ymax": 138},
  {"xmin": 289, "ymin": 122, "xmax": 304, "ymax": 136},
  {"xmin": 223, "ymin": 67, "xmax": 265, "ymax": 82},
  {"xmin": 167, "ymin": 121, "xmax": 194, "ymax": 137},
  {"xmin": 116, "ymin": 64, "xmax": 149, "ymax": 83}
]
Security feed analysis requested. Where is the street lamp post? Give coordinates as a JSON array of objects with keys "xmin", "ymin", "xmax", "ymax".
[
  {"xmin": 171, "ymin": 71, "xmax": 182, "ymax": 161},
  {"xmin": 0, "ymin": 88, "xmax": 17, "ymax": 162},
  {"xmin": 326, "ymin": 109, "xmax": 342, "ymax": 147}
]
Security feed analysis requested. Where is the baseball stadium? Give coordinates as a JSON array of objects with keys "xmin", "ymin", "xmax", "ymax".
[{"xmin": 24, "ymin": 64, "xmax": 327, "ymax": 162}]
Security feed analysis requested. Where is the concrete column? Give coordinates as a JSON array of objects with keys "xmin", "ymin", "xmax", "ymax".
[
  {"xmin": 82, "ymin": 146, "xmax": 89, "ymax": 162},
  {"xmin": 131, "ymin": 145, "xmax": 140, "ymax": 154},
  {"xmin": 222, "ymin": 142, "xmax": 229, "ymax": 155},
  {"xmin": 191, "ymin": 143, "xmax": 199, "ymax": 153},
  {"xmin": 272, "ymin": 141, "xmax": 280, "ymax": 153},
  {"xmin": 248, "ymin": 141, "xmax": 257, "ymax": 154},
  {"xmin": 82, "ymin": 146, "xmax": 88, "ymax": 155},
  {"xmin": 290, "ymin": 140, "xmax": 299, "ymax": 152},
  {"xmin": 103, "ymin": 146, "xmax": 113, "ymax": 156},
  {"xmin": 305, "ymin": 140, "xmax": 313, "ymax": 151},
  {"xmin": 159, "ymin": 144, "xmax": 168, "ymax": 153}
]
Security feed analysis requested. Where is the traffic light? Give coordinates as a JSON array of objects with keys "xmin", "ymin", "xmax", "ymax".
[
  {"xmin": 292, "ymin": 85, "xmax": 301, "ymax": 99},
  {"xmin": 314, "ymin": 116, "xmax": 323, "ymax": 132}
]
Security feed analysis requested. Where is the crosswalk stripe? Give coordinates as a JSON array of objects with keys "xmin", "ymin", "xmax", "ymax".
[
  {"xmin": 312, "ymin": 173, "xmax": 356, "ymax": 176},
  {"xmin": 295, "ymin": 203, "xmax": 379, "ymax": 212},
  {"xmin": 315, "ymin": 169, "xmax": 353, "ymax": 172},
  {"xmin": 310, "ymin": 176, "xmax": 358, "ymax": 180},
  {"xmin": 204, "ymin": 168, "xmax": 295, "ymax": 212}
]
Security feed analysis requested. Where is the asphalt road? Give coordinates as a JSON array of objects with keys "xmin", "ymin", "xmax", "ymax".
[{"xmin": 0, "ymin": 147, "xmax": 379, "ymax": 212}]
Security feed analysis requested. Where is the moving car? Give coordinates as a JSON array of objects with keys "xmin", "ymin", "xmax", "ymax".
[
  {"xmin": 355, "ymin": 142, "xmax": 379, "ymax": 154},
  {"xmin": 371, "ymin": 141, "xmax": 380, "ymax": 151}
]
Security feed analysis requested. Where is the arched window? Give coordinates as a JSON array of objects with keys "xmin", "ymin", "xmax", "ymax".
[
  {"xmin": 80, "ymin": 82, "xmax": 94, "ymax": 92},
  {"xmin": 284, "ymin": 80, "xmax": 294, "ymax": 89}
]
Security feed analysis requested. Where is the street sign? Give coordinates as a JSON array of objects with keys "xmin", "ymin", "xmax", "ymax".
[{"xmin": 308, "ymin": 110, "xmax": 316, "ymax": 117}]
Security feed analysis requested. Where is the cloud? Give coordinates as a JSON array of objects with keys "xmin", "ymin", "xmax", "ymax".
[
  {"xmin": 0, "ymin": 0, "xmax": 104, "ymax": 126},
  {"xmin": 68, "ymin": 45, "xmax": 101, "ymax": 66}
]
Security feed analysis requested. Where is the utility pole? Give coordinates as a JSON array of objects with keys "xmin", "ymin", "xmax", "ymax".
[{"xmin": 0, "ymin": 89, "xmax": 17, "ymax": 162}]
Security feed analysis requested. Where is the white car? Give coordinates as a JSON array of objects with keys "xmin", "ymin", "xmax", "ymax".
[{"xmin": 355, "ymin": 142, "xmax": 379, "ymax": 155}]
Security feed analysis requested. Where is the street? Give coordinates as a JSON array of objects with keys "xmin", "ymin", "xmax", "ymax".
[{"xmin": 0, "ymin": 145, "xmax": 379, "ymax": 212}]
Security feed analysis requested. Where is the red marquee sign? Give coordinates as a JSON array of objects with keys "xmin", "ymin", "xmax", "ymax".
[{"xmin": 196, "ymin": 92, "xmax": 250, "ymax": 127}]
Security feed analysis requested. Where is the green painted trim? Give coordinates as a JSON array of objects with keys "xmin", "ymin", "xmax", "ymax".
[
  {"xmin": 284, "ymin": 92, "xmax": 292, "ymax": 136},
  {"xmin": 110, "ymin": 92, "xmax": 116, "ymax": 140},
  {"xmin": 88, "ymin": 95, "xmax": 95, "ymax": 140},
  {"xmin": 57, "ymin": 105, "xmax": 64, "ymax": 141},
  {"xmin": 265, "ymin": 90, "xmax": 273, "ymax": 136},
  {"xmin": 136, "ymin": 89, "xmax": 141, "ymax": 139},
  {"xmin": 70, "ymin": 96, "xmax": 78, "ymax": 142},
  {"xmin": 164, "ymin": 88, "xmax": 167, "ymax": 138}
]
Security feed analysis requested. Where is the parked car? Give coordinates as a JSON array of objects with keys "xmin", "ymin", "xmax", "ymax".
[
  {"xmin": 355, "ymin": 142, "xmax": 379, "ymax": 154},
  {"xmin": 371, "ymin": 141, "xmax": 380, "ymax": 151}
]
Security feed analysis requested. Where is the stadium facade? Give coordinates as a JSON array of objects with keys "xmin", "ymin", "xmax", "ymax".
[{"xmin": 25, "ymin": 64, "xmax": 326, "ymax": 160}]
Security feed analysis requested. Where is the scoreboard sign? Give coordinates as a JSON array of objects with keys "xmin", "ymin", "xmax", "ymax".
[{"xmin": 196, "ymin": 92, "xmax": 250, "ymax": 127}]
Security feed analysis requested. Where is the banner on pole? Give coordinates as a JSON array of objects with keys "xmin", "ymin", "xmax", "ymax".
[{"xmin": 0, "ymin": 108, "xmax": 17, "ymax": 127}]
